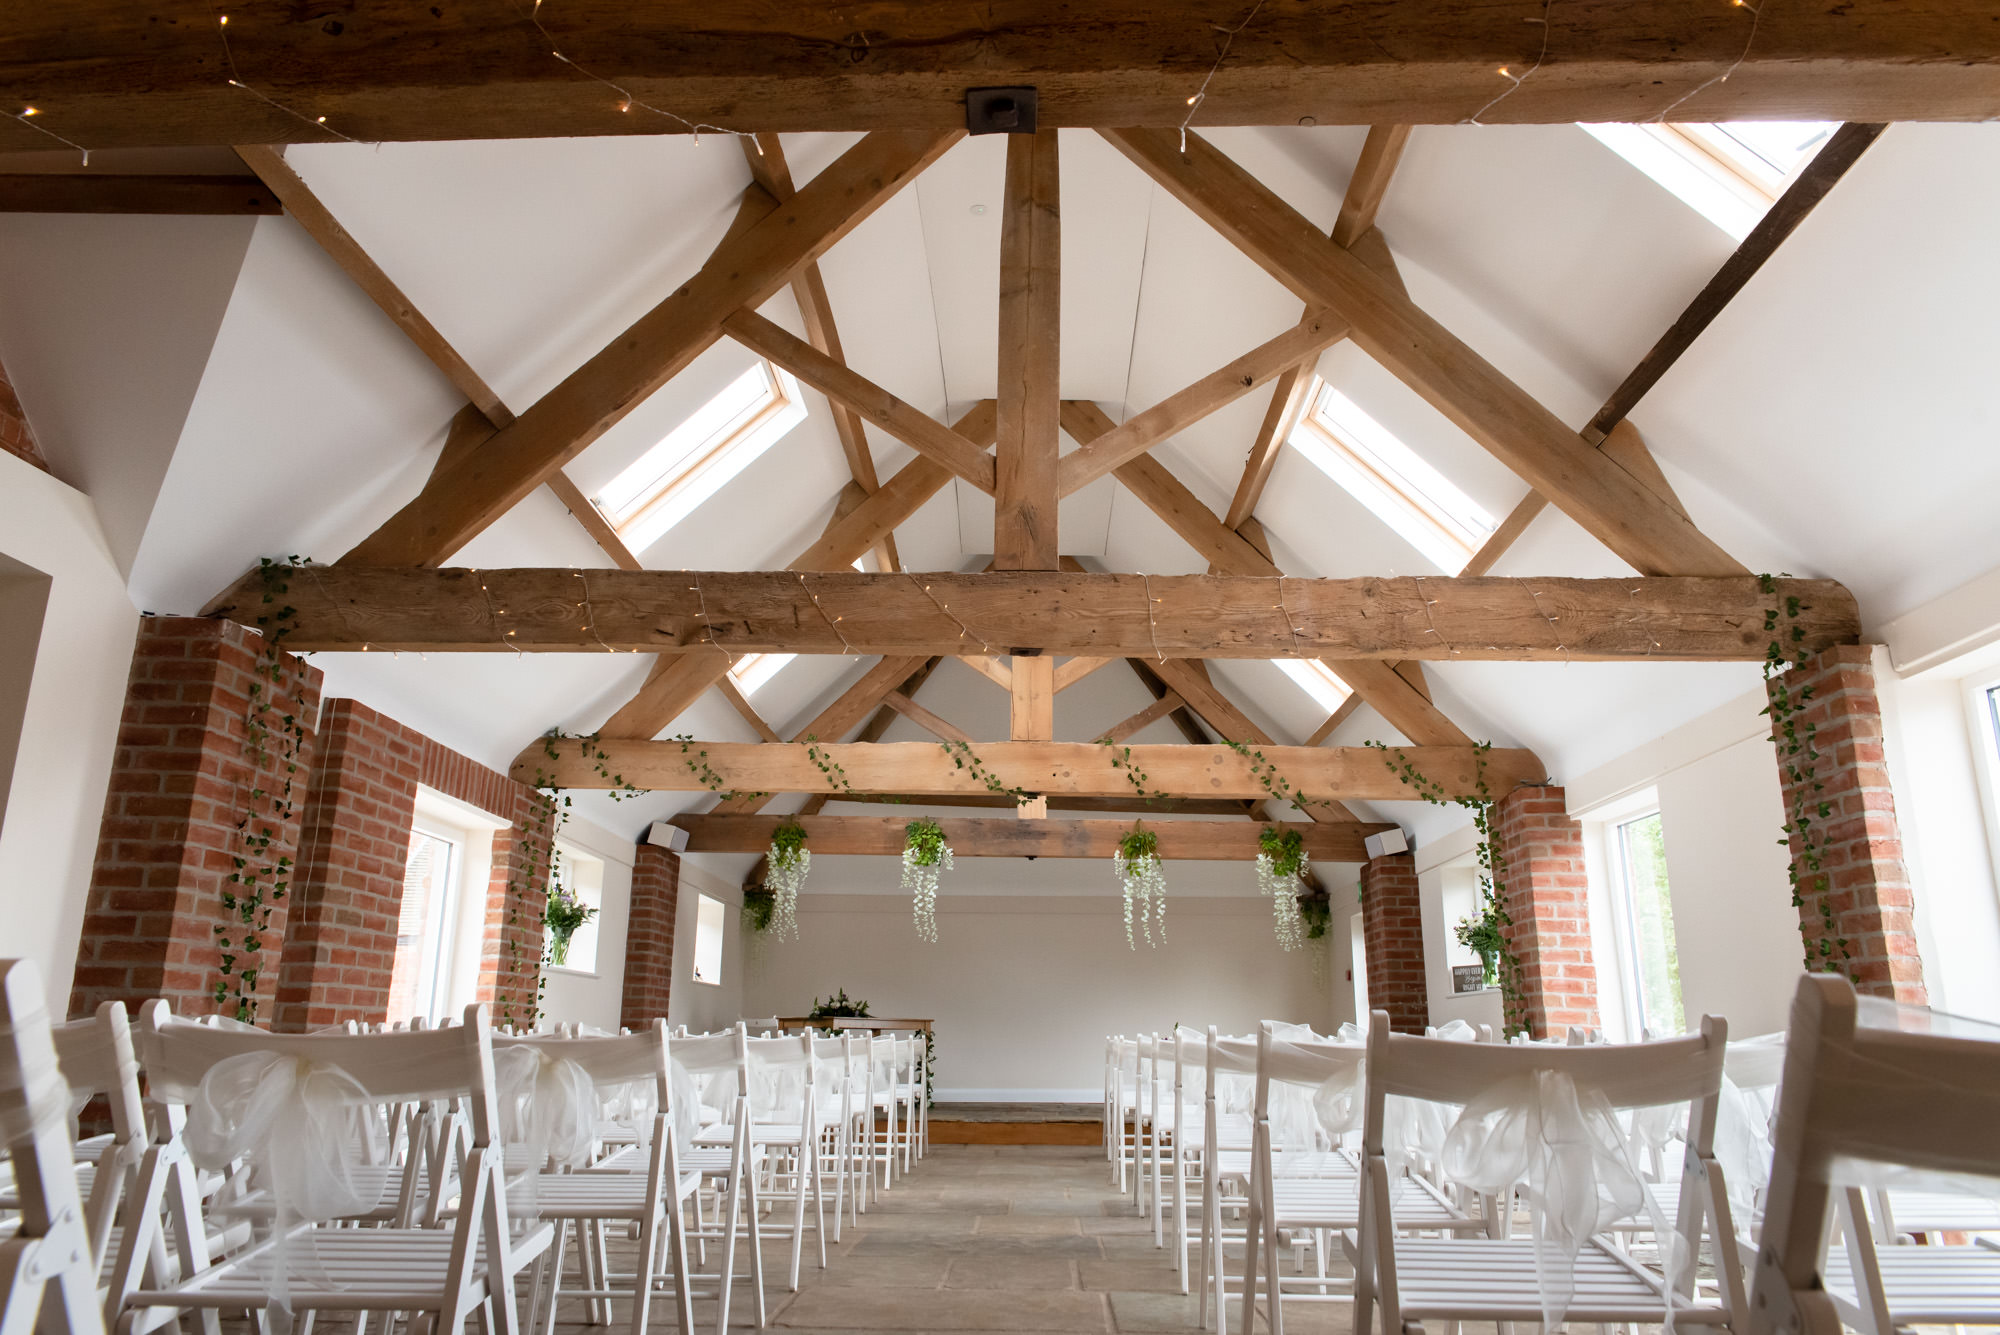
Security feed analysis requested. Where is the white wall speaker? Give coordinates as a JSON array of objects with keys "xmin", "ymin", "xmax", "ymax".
[
  {"xmin": 645, "ymin": 821, "xmax": 690, "ymax": 852},
  {"xmin": 1363, "ymin": 828, "xmax": 1409, "ymax": 860}
]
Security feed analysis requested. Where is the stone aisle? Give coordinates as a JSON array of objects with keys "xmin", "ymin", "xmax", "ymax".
[{"xmin": 563, "ymin": 1142, "xmax": 1355, "ymax": 1334}]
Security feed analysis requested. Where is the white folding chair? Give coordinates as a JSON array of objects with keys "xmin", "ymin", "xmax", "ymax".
[
  {"xmin": 1197, "ymin": 1026, "xmax": 1259, "ymax": 1332},
  {"xmin": 117, "ymin": 1000, "xmax": 552, "ymax": 1335},
  {"xmin": 671, "ymin": 1027, "xmax": 768, "ymax": 1335},
  {"xmin": 1747, "ymin": 974, "xmax": 2000, "ymax": 1335},
  {"xmin": 1349, "ymin": 1008, "xmax": 1742, "ymax": 1335},
  {"xmin": 0, "ymin": 958, "xmax": 104, "ymax": 1335},
  {"xmin": 497, "ymin": 1021, "xmax": 697, "ymax": 1335}
]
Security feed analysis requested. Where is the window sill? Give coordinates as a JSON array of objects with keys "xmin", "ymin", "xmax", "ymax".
[{"xmin": 547, "ymin": 966, "xmax": 600, "ymax": 979}]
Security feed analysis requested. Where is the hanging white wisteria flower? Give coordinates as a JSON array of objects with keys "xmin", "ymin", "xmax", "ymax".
[
  {"xmin": 1256, "ymin": 826, "xmax": 1311, "ymax": 952},
  {"xmin": 902, "ymin": 818, "xmax": 952, "ymax": 943},
  {"xmin": 763, "ymin": 821, "xmax": 810, "ymax": 943},
  {"xmin": 1113, "ymin": 824, "xmax": 1167, "ymax": 950}
]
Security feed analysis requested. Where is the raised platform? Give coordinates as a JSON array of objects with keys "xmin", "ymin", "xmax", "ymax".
[{"xmin": 923, "ymin": 1102, "xmax": 1101, "ymax": 1146}]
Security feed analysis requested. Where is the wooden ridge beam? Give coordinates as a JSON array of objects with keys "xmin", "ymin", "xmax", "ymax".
[
  {"xmin": 744, "ymin": 133, "xmax": 896, "ymax": 574},
  {"xmin": 994, "ymin": 127, "xmax": 1062, "ymax": 569},
  {"xmin": 341, "ymin": 129, "xmax": 960, "ymax": 567},
  {"xmin": 1102, "ymin": 127, "xmax": 1746, "ymax": 578},
  {"xmin": 210, "ymin": 567, "xmax": 1860, "ymax": 663},
  {"xmin": 522, "ymin": 738, "xmax": 1549, "ymax": 800},
  {"xmin": 0, "ymin": 172, "xmax": 280, "ymax": 214},
  {"xmin": 673, "ymin": 814, "xmax": 1396, "ymax": 861},
  {"xmin": 13, "ymin": 5, "xmax": 1998, "ymax": 150}
]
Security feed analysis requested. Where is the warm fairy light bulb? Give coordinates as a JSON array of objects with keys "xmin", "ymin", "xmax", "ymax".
[
  {"xmin": 219, "ymin": 14, "xmax": 228, "ymax": 23},
  {"xmin": 1497, "ymin": 66, "xmax": 1510, "ymax": 76},
  {"xmin": 1186, "ymin": 95, "xmax": 1200, "ymax": 106},
  {"xmin": 21, "ymin": 107, "xmax": 37, "ymax": 116},
  {"xmin": 315, "ymin": 115, "xmax": 326, "ymax": 123}
]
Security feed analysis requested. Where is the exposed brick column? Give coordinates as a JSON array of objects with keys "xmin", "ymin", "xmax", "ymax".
[
  {"xmin": 0, "ymin": 353, "xmax": 50, "ymax": 473},
  {"xmin": 1769, "ymin": 646, "xmax": 1926, "ymax": 1002},
  {"xmin": 273, "ymin": 700, "xmax": 422, "ymax": 1031},
  {"xmin": 1359, "ymin": 851, "xmax": 1427, "ymax": 1033},
  {"xmin": 620, "ymin": 843, "xmax": 681, "ymax": 1028},
  {"xmin": 71, "ymin": 617, "xmax": 321, "ymax": 1019},
  {"xmin": 1494, "ymin": 786, "xmax": 1599, "ymax": 1039}
]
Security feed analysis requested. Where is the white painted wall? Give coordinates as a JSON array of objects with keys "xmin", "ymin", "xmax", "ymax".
[
  {"xmin": 670, "ymin": 856, "xmax": 748, "ymax": 1036},
  {"xmin": 0, "ymin": 452, "xmax": 140, "ymax": 1012},
  {"xmin": 744, "ymin": 885, "xmax": 1330, "ymax": 1100},
  {"xmin": 538, "ymin": 813, "xmax": 634, "ymax": 1033}
]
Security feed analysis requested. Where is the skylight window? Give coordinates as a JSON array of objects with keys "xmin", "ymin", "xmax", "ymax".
[
  {"xmin": 1274, "ymin": 658, "xmax": 1353, "ymax": 714},
  {"xmin": 1578, "ymin": 121, "xmax": 1836, "ymax": 241},
  {"xmin": 594, "ymin": 362, "xmax": 807, "ymax": 552},
  {"xmin": 1286, "ymin": 381, "xmax": 1496, "ymax": 574},
  {"xmin": 728, "ymin": 652, "xmax": 794, "ymax": 696}
]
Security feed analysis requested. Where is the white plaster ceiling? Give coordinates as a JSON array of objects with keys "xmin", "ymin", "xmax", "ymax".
[{"xmin": 1, "ymin": 122, "xmax": 1997, "ymax": 867}]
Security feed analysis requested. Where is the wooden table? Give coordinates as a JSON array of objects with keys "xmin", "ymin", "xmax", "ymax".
[{"xmin": 779, "ymin": 1016, "xmax": 933, "ymax": 1035}]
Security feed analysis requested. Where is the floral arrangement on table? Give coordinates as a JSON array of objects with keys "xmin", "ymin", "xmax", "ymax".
[
  {"xmin": 902, "ymin": 818, "xmax": 952, "ymax": 943},
  {"xmin": 544, "ymin": 883, "xmax": 598, "ymax": 967},
  {"xmin": 1113, "ymin": 823, "xmax": 1166, "ymax": 950},
  {"xmin": 763, "ymin": 820, "xmax": 809, "ymax": 942},
  {"xmin": 807, "ymin": 988, "xmax": 871, "ymax": 1019},
  {"xmin": 1256, "ymin": 826, "xmax": 1311, "ymax": 952},
  {"xmin": 1455, "ymin": 910, "xmax": 1506, "ymax": 987}
]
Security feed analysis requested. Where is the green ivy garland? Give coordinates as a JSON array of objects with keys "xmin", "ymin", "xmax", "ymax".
[
  {"xmin": 215, "ymin": 556, "xmax": 312, "ymax": 1022},
  {"xmin": 1759, "ymin": 574, "xmax": 1853, "ymax": 980},
  {"xmin": 803, "ymin": 734, "xmax": 855, "ymax": 796},
  {"xmin": 1366, "ymin": 740, "xmax": 1530, "ymax": 1037},
  {"xmin": 1099, "ymin": 738, "xmax": 1160, "ymax": 804},
  {"xmin": 1223, "ymin": 738, "xmax": 1334, "ymax": 814},
  {"xmin": 665, "ymin": 733, "xmax": 767, "ymax": 804},
  {"xmin": 940, "ymin": 738, "xmax": 1037, "ymax": 806}
]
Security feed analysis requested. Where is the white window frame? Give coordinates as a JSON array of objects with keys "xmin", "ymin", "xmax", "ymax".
[
  {"xmin": 1578, "ymin": 121, "xmax": 1835, "ymax": 242},
  {"xmin": 547, "ymin": 841, "xmax": 606, "ymax": 977},
  {"xmin": 1273, "ymin": 657, "xmax": 1353, "ymax": 714},
  {"xmin": 1287, "ymin": 380, "xmax": 1497, "ymax": 574},
  {"xmin": 594, "ymin": 361, "xmax": 808, "ymax": 552},
  {"xmin": 394, "ymin": 787, "xmax": 509, "ymax": 1026},
  {"xmin": 1602, "ymin": 805, "xmax": 1686, "ymax": 1039},
  {"xmin": 728, "ymin": 652, "xmax": 795, "ymax": 697},
  {"xmin": 1959, "ymin": 668, "xmax": 2000, "ymax": 899},
  {"xmin": 691, "ymin": 893, "xmax": 727, "ymax": 987}
]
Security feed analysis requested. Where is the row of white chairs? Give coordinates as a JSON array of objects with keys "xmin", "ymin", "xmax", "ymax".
[
  {"xmin": 0, "ymin": 969, "xmax": 932, "ymax": 1335},
  {"xmin": 1107, "ymin": 979, "xmax": 2000, "ymax": 1335}
]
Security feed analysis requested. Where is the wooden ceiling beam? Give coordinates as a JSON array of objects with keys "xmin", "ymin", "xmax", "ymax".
[
  {"xmin": 708, "ymin": 653, "xmax": 933, "ymax": 815},
  {"xmin": 674, "ymin": 814, "xmax": 1396, "ymax": 861},
  {"xmin": 723, "ymin": 307, "xmax": 998, "ymax": 495},
  {"xmin": 883, "ymin": 689, "xmax": 974, "ymax": 744},
  {"xmin": 1102, "ymin": 127, "xmax": 1746, "ymax": 578},
  {"xmin": 0, "ymin": 172, "xmax": 280, "ymax": 214},
  {"xmin": 339, "ymin": 129, "xmax": 960, "ymax": 567},
  {"xmin": 1096, "ymin": 693, "xmax": 1187, "ymax": 745},
  {"xmin": 1058, "ymin": 312, "xmax": 1348, "ymax": 496},
  {"xmin": 1145, "ymin": 657, "xmax": 1362, "ymax": 824},
  {"xmin": 743, "ymin": 133, "xmax": 897, "ymax": 574},
  {"xmin": 12, "ymin": 5, "xmax": 1995, "ymax": 149},
  {"xmin": 524, "ymin": 737, "xmax": 1547, "ymax": 800},
  {"xmin": 716, "ymin": 674, "xmax": 783, "ymax": 743},
  {"xmin": 825, "ymin": 791, "xmax": 1249, "ymax": 817},
  {"xmin": 994, "ymin": 127, "xmax": 1063, "ymax": 570},
  {"xmin": 213, "ymin": 566, "xmax": 1860, "ymax": 663},
  {"xmin": 789, "ymin": 401, "xmax": 999, "ymax": 571},
  {"xmin": 956, "ymin": 654, "xmax": 1014, "ymax": 692},
  {"xmin": 1052, "ymin": 656, "xmax": 1114, "ymax": 693}
]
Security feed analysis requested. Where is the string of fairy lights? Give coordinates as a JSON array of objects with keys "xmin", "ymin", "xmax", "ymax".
[{"xmin": 4, "ymin": 2, "xmax": 1774, "ymax": 165}]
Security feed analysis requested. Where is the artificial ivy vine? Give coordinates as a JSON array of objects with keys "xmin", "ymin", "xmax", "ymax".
[
  {"xmin": 1255, "ymin": 826, "xmax": 1313, "ymax": 951},
  {"xmin": 1099, "ymin": 738, "xmax": 1160, "ymax": 804},
  {"xmin": 1759, "ymin": 574, "xmax": 1853, "ymax": 980},
  {"xmin": 215, "ymin": 556, "xmax": 312, "ymax": 1023},
  {"xmin": 940, "ymin": 738, "xmax": 1037, "ymax": 806},
  {"xmin": 667, "ymin": 734, "xmax": 767, "ymax": 804},
  {"xmin": 803, "ymin": 734, "xmax": 855, "ymax": 796},
  {"xmin": 1367, "ymin": 739, "xmax": 1530, "ymax": 1038},
  {"xmin": 1223, "ymin": 739, "xmax": 1336, "ymax": 815},
  {"xmin": 901, "ymin": 818, "xmax": 952, "ymax": 943}
]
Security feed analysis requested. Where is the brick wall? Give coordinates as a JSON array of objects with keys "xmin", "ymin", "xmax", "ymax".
[
  {"xmin": 1493, "ymin": 786, "xmax": 1599, "ymax": 1039},
  {"xmin": 621, "ymin": 843, "xmax": 681, "ymax": 1028},
  {"xmin": 1359, "ymin": 851, "xmax": 1427, "ymax": 1033},
  {"xmin": 273, "ymin": 700, "xmax": 422, "ymax": 1031},
  {"xmin": 71, "ymin": 617, "xmax": 322, "ymax": 1020},
  {"xmin": 1769, "ymin": 646, "xmax": 1926, "ymax": 1002},
  {"xmin": 0, "ymin": 352, "xmax": 50, "ymax": 473}
]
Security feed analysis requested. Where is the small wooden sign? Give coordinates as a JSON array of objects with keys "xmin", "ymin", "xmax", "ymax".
[{"xmin": 1451, "ymin": 964, "xmax": 1490, "ymax": 995}]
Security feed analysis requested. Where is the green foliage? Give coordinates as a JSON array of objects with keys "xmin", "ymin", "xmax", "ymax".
[
  {"xmin": 803, "ymin": 734, "xmax": 854, "ymax": 796},
  {"xmin": 940, "ymin": 738, "xmax": 1037, "ymax": 806},
  {"xmin": 1367, "ymin": 739, "xmax": 1529, "ymax": 1038},
  {"xmin": 214, "ymin": 556, "xmax": 312, "ymax": 1023},
  {"xmin": 1099, "ymin": 738, "xmax": 1159, "ymax": 803},
  {"xmin": 741, "ymin": 887, "xmax": 776, "ymax": 934},
  {"xmin": 663, "ymin": 733, "xmax": 766, "ymax": 803},
  {"xmin": 1454, "ymin": 912, "xmax": 1506, "ymax": 956},
  {"xmin": 904, "ymin": 818, "xmax": 949, "ymax": 868},
  {"xmin": 1225, "ymin": 739, "xmax": 1334, "ymax": 814},
  {"xmin": 1759, "ymin": 574, "xmax": 1853, "ymax": 981},
  {"xmin": 808, "ymin": 988, "xmax": 871, "ymax": 1019},
  {"xmin": 1118, "ymin": 823, "xmax": 1160, "ymax": 864},
  {"xmin": 544, "ymin": 883, "xmax": 597, "ymax": 966},
  {"xmin": 770, "ymin": 819, "xmax": 809, "ymax": 872},
  {"xmin": 1258, "ymin": 826, "xmax": 1307, "ymax": 880},
  {"xmin": 1298, "ymin": 893, "xmax": 1331, "ymax": 941}
]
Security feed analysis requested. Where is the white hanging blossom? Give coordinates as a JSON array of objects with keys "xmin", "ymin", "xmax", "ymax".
[
  {"xmin": 1256, "ymin": 850, "xmax": 1311, "ymax": 952},
  {"xmin": 764, "ymin": 844, "xmax": 809, "ymax": 943},
  {"xmin": 902, "ymin": 819, "xmax": 952, "ymax": 943},
  {"xmin": 1114, "ymin": 849, "xmax": 1168, "ymax": 950}
]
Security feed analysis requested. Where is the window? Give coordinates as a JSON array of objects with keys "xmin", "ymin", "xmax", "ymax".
[
  {"xmin": 1578, "ymin": 121, "xmax": 1836, "ymax": 241},
  {"xmin": 594, "ymin": 362, "xmax": 807, "ymax": 552},
  {"xmin": 691, "ymin": 893, "xmax": 726, "ymax": 986},
  {"xmin": 548, "ymin": 843, "xmax": 604, "ymax": 974},
  {"xmin": 728, "ymin": 652, "xmax": 795, "ymax": 696},
  {"xmin": 1609, "ymin": 810, "xmax": 1687, "ymax": 1036},
  {"xmin": 1288, "ymin": 381, "xmax": 1496, "ymax": 573},
  {"xmin": 1274, "ymin": 657, "xmax": 1353, "ymax": 714},
  {"xmin": 390, "ymin": 825, "xmax": 462, "ymax": 1025}
]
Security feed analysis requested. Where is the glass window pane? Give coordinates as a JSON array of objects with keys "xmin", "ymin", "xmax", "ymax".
[{"xmin": 1616, "ymin": 812, "xmax": 1686, "ymax": 1035}]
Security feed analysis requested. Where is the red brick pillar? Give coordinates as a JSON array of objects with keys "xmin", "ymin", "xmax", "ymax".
[
  {"xmin": 620, "ymin": 843, "xmax": 681, "ymax": 1028},
  {"xmin": 1359, "ymin": 851, "xmax": 1427, "ymax": 1033},
  {"xmin": 274, "ymin": 700, "xmax": 423, "ymax": 1031},
  {"xmin": 0, "ymin": 352, "xmax": 50, "ymax": 473},
  {"xmin": 1769, "ymin": 646, "xmax": 1926, "ymax": 1002},
  {"xmin": 1494, "ymin": 786, "xmax": 1599, "ymax": 1039},
  {"xmin": 71, "ymin": 617, "xmax": 321, "ymax": 1020}
]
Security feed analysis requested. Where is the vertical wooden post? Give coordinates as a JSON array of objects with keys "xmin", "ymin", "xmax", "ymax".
[
  {"xmin": 994, "ymin": 126, "xmax": 1061, "ymax": 570},
  {"xmin": 1010, "ymin": 654, "xmax": 1055, "ymax": 818}
]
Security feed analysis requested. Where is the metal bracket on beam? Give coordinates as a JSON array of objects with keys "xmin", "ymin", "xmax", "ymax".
[{"xmin": 967, "ymin": 87, "xmax": 1038, "ymax": 135}]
